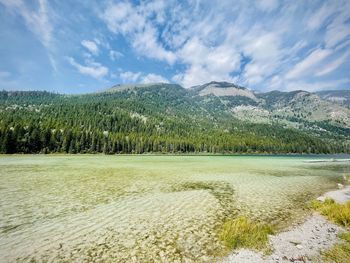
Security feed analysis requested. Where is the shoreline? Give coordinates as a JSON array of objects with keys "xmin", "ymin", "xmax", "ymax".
[
  {"xmin": 1, "ymin": 153, "xmax": 350, "ymax": 158},
  {"xmin": 221, "ymin": 186, "xmax": 350, "ymax": 263},
  {"xmin": 317, "ymin": 186, "xmax": 350, "ymax": 204}
]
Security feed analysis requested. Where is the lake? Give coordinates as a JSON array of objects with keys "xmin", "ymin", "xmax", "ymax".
[{"xmin": 0, "ymin": 155, "xmax": 349, "ymax": 262}]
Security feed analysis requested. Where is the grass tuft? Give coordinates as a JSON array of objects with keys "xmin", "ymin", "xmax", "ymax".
[
  {"xmin": 322, "ymin": 232, "xmax": 350, "ymax": 263},
  {"xmin": 219, "ymin": 216, "xmax": 273, "ymax": 251},
  {"xmin": 311, "ymin": 198, "xmax": 350, "ymax": 227}
]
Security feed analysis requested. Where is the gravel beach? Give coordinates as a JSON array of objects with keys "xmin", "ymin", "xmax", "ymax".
[{"xmin": 221, "ymin": 187, "xmax": 350, "ymax": 263}]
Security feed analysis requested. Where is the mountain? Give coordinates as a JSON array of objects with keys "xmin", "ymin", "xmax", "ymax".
[
  {"xmin": 316, "ymin": 90, "xmax": 350, "ymax": 106},
  {"xmin": 191, "ymin": 82, "xmax": 350, "ymax": 128},
  {"xmin": 0, "ymin": 82, "xmax": 349, "ymax": 154}
]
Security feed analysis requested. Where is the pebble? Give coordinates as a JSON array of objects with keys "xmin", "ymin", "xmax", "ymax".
[
  {"xmin": 289, "ymin": 240, "xmax": 301, "ymax": 245},
  {"xmin": 328, "ymin": 227, "xmax": 336, "ymax": 233},
  {"xmin": 296, "ymin": 244, "xmax": 303, "ymax": 250},
  {"xmin": 271, "ymin": 255, "xmax": 280, "ymax": 260}
]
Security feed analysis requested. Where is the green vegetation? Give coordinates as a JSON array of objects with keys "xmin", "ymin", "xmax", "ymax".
[
  {"xmin": 311, "ymin": 197, "xmax": 350, "ymax": 262},
  {"xmin": 311, "ymin": 199, "xmax": 350, "ymax": 227},
  {"xmin": 219, "ymin": 216, "xmax": 274, "ymax": 251},
  {"xmin": 323, "ymin": 232, "xmax": 350, "ymax": 262},
  {"xmin": 0, "ymin": 85, "xmax": 349, "ymax": 154}
]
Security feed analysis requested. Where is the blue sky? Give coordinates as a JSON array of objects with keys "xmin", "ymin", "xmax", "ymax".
[{"xmin": 0, "ymin": 0, "xmax": 349, "ymax": 94}]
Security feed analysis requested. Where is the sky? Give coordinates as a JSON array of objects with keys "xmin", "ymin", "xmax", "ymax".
[{"xmin": 0, "ymin": 0, "xmax": 349, "ymax": 94}]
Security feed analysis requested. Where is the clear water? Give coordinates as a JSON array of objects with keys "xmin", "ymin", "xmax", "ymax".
[{"xmin": 0, "ymin": 155, "xmax": 349, "ymax": 262}]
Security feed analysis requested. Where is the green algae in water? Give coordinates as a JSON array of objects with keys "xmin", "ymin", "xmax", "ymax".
[{"xmin": 0, "ymin": 155, "xmax": 349, "ymax": 262}]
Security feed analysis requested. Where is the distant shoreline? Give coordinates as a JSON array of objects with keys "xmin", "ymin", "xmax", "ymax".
[{"xmin": 1, "ymin": 153, "xmax": 350, "ymax": 158}]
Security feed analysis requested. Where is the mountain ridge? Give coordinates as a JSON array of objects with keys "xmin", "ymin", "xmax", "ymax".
[
  {"xmin": 316, "ymin": 90, "xmax": 350, "ymax": 106},
  {"xmin": 2, "ymin": 82, "xmax": 350, "ymax": 129},
  {"xmin": 0, "ymin": 82, "xmax": 349, "ymax": 154}
]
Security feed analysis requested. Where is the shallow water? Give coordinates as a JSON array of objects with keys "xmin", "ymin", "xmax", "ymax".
[{"xmin": 0, "ymin": 155, "xmax": 349, "ymax": 262}]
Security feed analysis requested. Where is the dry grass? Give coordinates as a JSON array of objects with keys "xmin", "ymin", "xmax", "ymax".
[
  {"xmin": 219, "ymin": 216, "xmax": 274, "ymax": 251},
  {"xmin": 311, "ymin": 198, "xmax": 350, "ymax": 227},
  {"xmin": 311, "ymin": 198, "xmax": 350, "ymax": 262},
  {"xmin": 322, "ymin": 232, "xmax": 350, "ymax": 263}
]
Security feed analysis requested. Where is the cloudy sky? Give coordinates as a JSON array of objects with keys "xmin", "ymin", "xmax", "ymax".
[{"xmin": 0, "ymin": 0, "xmax": 349, "ymax": 93}]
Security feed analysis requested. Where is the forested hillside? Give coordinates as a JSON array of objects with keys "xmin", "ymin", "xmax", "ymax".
[{"xmin": 0, "ymin": 83, "xmax": 349, "ymax": 154}]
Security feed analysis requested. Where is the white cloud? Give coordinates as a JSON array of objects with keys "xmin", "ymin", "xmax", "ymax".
[
  {"xmin": 284, "ymin": 79, "xmax": 350, "ymax": 92},
  {"xmin": 285, "ymin": 49, "xmax": 332, "ymax": 79},
  {"xmin": 240, "ymin": 30, "xmax": 283, "ymax": 85},
  {"xmin": 172, "ymin": 35, "xmax": 240, "ymax": 87},
  {"xmin": 0, "ymin": 0, "xmax": 57, "ymax": 71},
  {"xmin": 0, "ymin": 71, "xmax": 11, "ymax": 79},
  {"xmin": 335, "ymin": 39, "xmax": 350, "ymax": 52},
  {"xmin": 102, "ymin": 1, "xmax": 176, "ymax": 64},
  {"xmin": 98, "ymin": 0, "xmax": 349, "ymax": 91},
  {"xmin": 67, "ymin": 57, "xmax": 108, "ymax": 79},
  {"xmin": 306, "ymin": 3, "xmax": 334, "ymax": 31},
  {"xmin": 172, "ymin": 66, "xmax": 237, "ymax": 88},
  {"xmin": 1, "ymin": 0, "xmax": 349, "ymax": 92},
  {"xmin": 141, "ymin": 73, "xmax": 169, "ymax": 84},
  {"xmin": 325, "ymin": 21, "xmax": 350, "ymax": 49},
  {"xmin": 266, "ymin": 74, "xmax": 350, "ymax": 92},
  {"xmin": 118, "ymin": 71, "xmax": 168, "ymax": 84},
  {"xmin": 109, "ymin": 50, "xmax": 123, "ymax": 61},
  {"xmin": 0, "ymin": 71, "xmax": 19, "ymax": 89},
  {"xmin": 119, "ymin": 71, "xmax": 142, "ymax": 83},
  {"xmin": 324, "ymin": 2, "xmax": 350, "ymax": 48},
  {"xmin": 132, "ymin": 26, "xmax": 177, "ymax": 64},
  {"xmin": 256, "ymin": 0, "xmax": 279, "ymax": 12},
  {"xmin": 316, "ymin": 50, "xmax": 350, "ymax": 76},
  {"xmin": 81, "ymin": 40, "xmax": 99, "ymax": 55},
  {"xmin": 0, "ymin": 0, "xmax": 54, "ymax": 49}
]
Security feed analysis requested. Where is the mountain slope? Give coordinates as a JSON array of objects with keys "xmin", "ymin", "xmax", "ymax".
[
  {"xmin": 192, "ymin": 84, "xmax": 350, "ymax": 129},
  {"xmin": 0, "ymin": 82, "xmax": 349, "ymax": 154},
  {"xmin": 257, "ymin": 90, "xmax": 350, "ymax": 127},
  {"xmin": 316, "ymin": 90, "xmax": 350, "ymax": 106}
]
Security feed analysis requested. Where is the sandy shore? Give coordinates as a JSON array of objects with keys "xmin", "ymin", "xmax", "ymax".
[{"xmin": 221, "ymin": 186, "xmax": 350, "ymax": 263}]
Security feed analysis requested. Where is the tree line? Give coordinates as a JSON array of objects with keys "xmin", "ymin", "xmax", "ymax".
[
  {"xmin": 1, "ymin": 123, "xmax": 347, "ymax": 154},
  {"xmin": 0, "ymin": 90, "xmax": 349, "ymax": 154}
]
